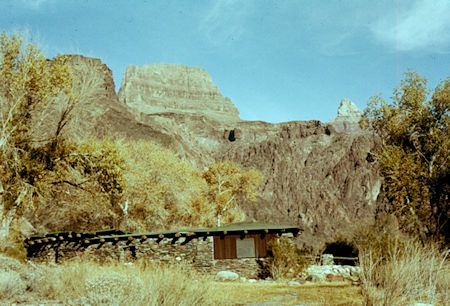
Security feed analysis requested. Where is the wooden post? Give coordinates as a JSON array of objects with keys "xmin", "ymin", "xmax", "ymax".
[
  {"xmin": 181, "ymin": 237, "xmax": 194, "ymax": 245},
  {"xmin": 126, "ymin": 236, "xmax": 134, "ymax": 245},
  {"xmin": 157, "ymin": 234, "xmax": 164, "ymax": 243}
]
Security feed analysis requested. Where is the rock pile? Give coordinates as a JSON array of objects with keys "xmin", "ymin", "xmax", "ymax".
[{"xmin": 305, "ymin": 265, "xmax": 360, "ymax": 283}]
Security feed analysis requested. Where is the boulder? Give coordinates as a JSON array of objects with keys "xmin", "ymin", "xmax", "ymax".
[
  {"xmin": 306, "ymin": 274, "xmax": 323, "ymax": 282},
  {"xmin": 326, "ymin": 274, "xmax": 345, "ymax": 282},
  {"xmin": 216, "ymin": 270, "xmax": 239, "ymax": 281},
  {"xmin": 287, "ymin": 280, "xmax": 302, "ymax": 286}
]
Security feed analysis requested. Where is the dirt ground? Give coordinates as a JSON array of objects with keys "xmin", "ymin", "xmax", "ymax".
[{"xmin": 212, "ymin": 280, "xmax": 363, "ymax": 305}]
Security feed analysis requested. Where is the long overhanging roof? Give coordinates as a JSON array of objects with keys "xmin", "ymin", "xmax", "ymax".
[{"xmin": 24, "ymin": 222, "xmax": 302, "ymax": 249}]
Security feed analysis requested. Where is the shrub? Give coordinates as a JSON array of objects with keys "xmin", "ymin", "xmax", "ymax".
[
  {"xmin": 352, "ymin": 214, "xmax": 450, "ymax": 305},
  {"xmin": 0, "ymin": 271, "xmax": 26, "ymax": 300},
  {"xmin": 0, "ymin": 257, "xmax": 226, "ymax": 305},
  {"xmin": 0, "ymin": 221, "xmax": 28, "ymax": 261},
  {"xmin": 80, "ymin": 272, "xmax": 145, "ymax": 305},
  {"xmin": 266, "ymin": 236, "xmax": 308, "ymax": 280},
  {"xmin": 0, "ymin": 255, "xmax": 24, "ymax": 272}
]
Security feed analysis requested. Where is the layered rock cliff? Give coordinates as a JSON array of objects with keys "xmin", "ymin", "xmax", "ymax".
[
  {"xmin": 58, "ymin": 56, "xmax": 382, "ymax": 247},
  {"xmin": 118, "ymin": 64, "xmax": 240, "ymax": 122}
]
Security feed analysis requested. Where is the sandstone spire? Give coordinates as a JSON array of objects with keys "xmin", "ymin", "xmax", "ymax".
[{"xmin": 327, "ymin": 98, "xmax": 364, "ymax": 133}]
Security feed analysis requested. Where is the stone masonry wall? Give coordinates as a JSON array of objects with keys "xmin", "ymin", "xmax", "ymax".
[{"xmin": 30, "ymin": 236, "xmax": 265, "ymax": 278}]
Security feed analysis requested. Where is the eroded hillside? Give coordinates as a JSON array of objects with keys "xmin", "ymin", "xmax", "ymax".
[{"xmin": 55, "ymin": 55, "xmax": 383, "ymax": 246}]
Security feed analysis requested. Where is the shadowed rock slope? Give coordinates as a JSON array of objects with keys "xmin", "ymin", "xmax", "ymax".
[{"xmin": 59, "ymin": 55, "xmax": 383, "ymax": 246}]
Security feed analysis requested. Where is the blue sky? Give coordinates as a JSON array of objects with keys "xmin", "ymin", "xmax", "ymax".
[{"xmin": 2, "ymin": 0, "xmax": 450, "ymax": 123}]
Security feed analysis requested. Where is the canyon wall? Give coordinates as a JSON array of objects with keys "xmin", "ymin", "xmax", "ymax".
[{"xmin": 59, "ymin": 56, "xmax": 383, "ymax": 247}]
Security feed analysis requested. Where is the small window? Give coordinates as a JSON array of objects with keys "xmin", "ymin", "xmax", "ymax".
[{"xmin": 236, "ymin": 238, "xmax": 255, "ymax": 258}]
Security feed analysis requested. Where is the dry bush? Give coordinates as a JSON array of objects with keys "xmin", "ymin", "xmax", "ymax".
[
  {"xmin": 0, "ymin": 271, "xmax": 26, "ymax": 300},
  {"xmin": 133, "ymin": 260, "xmax": 227, "ymax": 305},
  {"xmin": 266, "ymin": 236, "xmax": 308, "ymax": 280},
  {"xmin": 0, "ymin": 255, "xmax": 25, "ymax": 274},
  {"xmin": 0, "ymin": 257, "xmax": 227, "ymax": 305},
  {"xmin": 78, "ymin": 271, "xmax": 145, "ymax": 305},
  {"xmin": 0, "ymin": 255, "xmax": 26, "ymax": 302},
  {"xmin": 0, "ymin": 219, "xmax": 30, "ymax": 260},
  {"xmin": 352, "ymin": 214, "xmax": 450, "ymax": 305}
]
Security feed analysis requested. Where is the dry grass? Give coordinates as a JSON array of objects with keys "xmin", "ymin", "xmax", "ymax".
[
  {"xmin": 212, "ymin": 280, "xmax": 363, "ymax": 305},
  {"xmin": 359, "ymin": 238, "xmax": 450, "ymax": 305},
  {"xmin": 0, "ymin": 254, "xmax": 365, "ymax": 305},
  {"xmin": 0, "ymin": 256, "xmax": 228, "ymax": 305}
]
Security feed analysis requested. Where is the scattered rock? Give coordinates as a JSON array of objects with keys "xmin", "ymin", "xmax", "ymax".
[
  {"xmin": 297, "ymin": 278, "xmax": 307, "ymax": 284},
  {"xmin": 216, "ymin": 270, "xmax": 239, "ymax": 281},
  {"xmin": 287, "ymin": 280, "xmax": 301, "ymax": 286},
  {"xmin": 306, "ymin": 265, "xmax": 360, "ymax": 282},
  {"xmin": 326, "ymin": 274, "xmax": 345, "ymax": 282},
  {"xmin": 306, "ymin": 275, "xmax": 320, "ymax": 282},
  {"xmin": 321, "ymin": 254, "xmax": 334, "ymax": 265}
]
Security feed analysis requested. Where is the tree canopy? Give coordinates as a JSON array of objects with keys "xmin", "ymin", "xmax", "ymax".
[
  {"xmin": 0, "ymin": 32, "xmax": 125, "ymax": 227},
  {"xmin": 362, "ymin": 70, "xmax": 449, "ymax": 243},
  {"xmin": 202, "ymin": 161, "xmax": 263, "ymax": 227},
  {"xmin": 0, "ymin": 32, "xmax": 264, "ymax": 255}
]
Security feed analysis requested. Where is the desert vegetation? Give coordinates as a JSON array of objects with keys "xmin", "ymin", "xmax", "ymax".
[
  {"xmin": 1, "ymin": 31, "xmax": 449, "ymax": 305},
  {"xmin": 265, "ymin": 236, "xmax": 309, "ymax": 280},
  {"xmin": 0, "ymin": 31, "xmax": 263, "ymax": 256},
  {"xmin": 346, "ymin": 214, "xmax": 449, "ymax": 305},
  {"xmin": 361, "ymin": 70, "xmax": 449, "ymax": 244},
  {"xmin": 0, "ymin": 255, "xmax": 227, "ymax": 305},
  {"xmin": 356, "ymin": 71, "xmax": 450, "ymax": 304}
]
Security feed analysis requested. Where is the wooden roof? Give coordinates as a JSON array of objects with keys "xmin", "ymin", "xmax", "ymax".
[{"xmin": 24, "ymin": 223, "xmax": 301, "ymax": 250}]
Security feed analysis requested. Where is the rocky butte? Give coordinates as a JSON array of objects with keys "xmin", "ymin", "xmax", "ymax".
[
  {"xmin": 57, "ymin": 55, "xmax": 383, "ymax": 248},
  {"xmin": 327, "ymin": 98, "xmax": 366, "ymax": 134}
]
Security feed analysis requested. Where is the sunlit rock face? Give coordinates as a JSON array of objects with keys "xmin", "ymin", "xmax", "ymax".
[
  {"xmin": 327, "ymin": 98, "xmax": 365, "ymax": 134},
  {"xmin": 118, "ymin": 63, "xmax": 240, "ymax": 122},
  {"xmin": 48, "ymin": 56, "xmax": 383, "ymax": 249},
  {"xmin": 218, "ymin": 121, "xmax": 382, "ymax": 247}
]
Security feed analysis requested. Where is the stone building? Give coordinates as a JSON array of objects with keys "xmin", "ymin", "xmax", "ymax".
[{"xmin": 25, "ymin": 223, "xmax": 300, "ymax": 278}]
